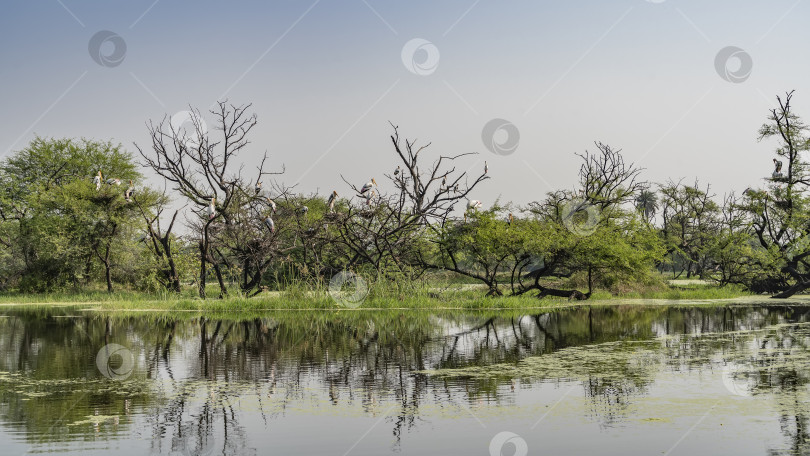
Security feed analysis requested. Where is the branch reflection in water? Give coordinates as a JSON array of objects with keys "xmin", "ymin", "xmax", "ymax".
[{"xmin": 0, "ymin": 305, "xmax": 808, "ymax": 455}]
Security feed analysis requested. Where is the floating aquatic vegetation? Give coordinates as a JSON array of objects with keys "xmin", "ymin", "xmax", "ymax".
[
  {"xmin": 420, "ymin": 322, "xmax": 810, "ymax": 395},
  {"xmin": 419, "ymin": 339, "xmax": 662, "ymax": 384}
]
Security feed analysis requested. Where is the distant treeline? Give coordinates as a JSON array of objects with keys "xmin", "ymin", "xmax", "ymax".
[{"xmin": 0, "ymin": 93, "xmax": 808, "ymax": 299}]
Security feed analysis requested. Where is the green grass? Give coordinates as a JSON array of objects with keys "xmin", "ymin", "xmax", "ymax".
[
  {"xmin": 588, "ymin": 283, "xmax": 753, "ymax": 301},
  {"xmin": 0, "ymin": 279, "xmax": 766, "ymax": 313},
  {"xmin": 0, "ymin": 268, "xmax": 778, "ymax": 313},
  {"xmin": 0, "ymin": 265, "xmax": 765, "ymax": 312}
]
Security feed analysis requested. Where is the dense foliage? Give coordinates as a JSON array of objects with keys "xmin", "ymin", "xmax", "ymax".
[{"xmin": 2, "ymin": 93, "xmax": 809, "ymax": 299}]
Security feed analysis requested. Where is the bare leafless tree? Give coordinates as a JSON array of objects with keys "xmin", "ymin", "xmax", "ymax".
[
  {"xmin": 578, "ymin": 142, "xmax": 644, "ymax": 208},
  {"xmin": 136, "ymin": 101, "xmax": 285, "ymax": 298},
  {"xmin": 335, "ymin": 123, "xmax": 489, "ymax": 277}
]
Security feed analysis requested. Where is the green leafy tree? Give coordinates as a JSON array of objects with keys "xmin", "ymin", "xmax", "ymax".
[
  {"xmin": 0, "ymin": 137, "xmax": 146, "ymax": 291},
  {"xmin": 740, "ymin": 91, "xmax": 810, "ymax": 297},
  {"xmin": 434, "ymin": 206, "xmax": 527, "ymax": 296}
]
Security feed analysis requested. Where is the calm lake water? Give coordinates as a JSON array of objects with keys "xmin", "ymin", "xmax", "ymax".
[{"xmin": 1, "ymin": 304, "xmax": 809, "ymax": 455}]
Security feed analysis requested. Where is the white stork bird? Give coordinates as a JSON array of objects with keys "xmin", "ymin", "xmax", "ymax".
[
  {"xmin": 265, "ymin": 197, "xmax": 277, "ymax": 214},
  {"xmin": 93, "ymin": 171, "xmax": 102, "ymax": 191},
  {"xmin": 773, "ymin": 159, "xmax": 784, "ymax": 179},
  {"xmin": 263, "ymin": 214, "xmax": 275, "ymax": 233},
  {"xmin": 464, "ymin": 199, "xmax": 482, "ymax": 222},
  {"xmin": 207, "ymin": 197, "xmax": 216, "ymax": 220},
  {"xmin": 299, "ymin": 206, "xmax": 309, "ymax": 215},
  {"xmin": 363, "ymin": 189, "xmax": 375, "ymax": 206},
  {"xmin": 106, "ymin": 177, "xmax": 121, "ymax": 186},
  {"xmin": 124, "ymin": 180, "xmax": 135, "ymax": 202},
  {"xmin": 360, "ymin": 178, "xmax": 377, "ymax": 194},
  {"xmin": 327, "ymin": 190, "xmax": 338, "ymax": 213}
]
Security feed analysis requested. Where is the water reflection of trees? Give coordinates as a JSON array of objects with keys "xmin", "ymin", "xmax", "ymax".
[
  {"xmin": 762, "ymin": 326, "xmax": 810, "ymax": 455},
  {"xmin": 1, "ymin": 305, "xmax": 810, "ymax": 453},
  {"xmin": 654, "ymin": 306, "xmax": 810, "ymax": 455}
]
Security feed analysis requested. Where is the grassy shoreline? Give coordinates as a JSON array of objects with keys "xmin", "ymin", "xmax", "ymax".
[{"xmin": 0, "ymin": 284, "xmax": 806, "ymax": 313}]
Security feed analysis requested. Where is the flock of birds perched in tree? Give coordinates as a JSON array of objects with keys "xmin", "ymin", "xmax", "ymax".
[
  {"xmin": 92, "ymin": 161, "xmax": 495, "ymax": 240},
  {"xmin": 92, "ymin": 170, "xmax": 135, "ymax": 201}
]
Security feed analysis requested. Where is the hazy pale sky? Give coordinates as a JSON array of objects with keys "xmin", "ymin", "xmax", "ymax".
[{"xmin": 1, "ymin": 0, "xmax": 808, "ymax": 205}]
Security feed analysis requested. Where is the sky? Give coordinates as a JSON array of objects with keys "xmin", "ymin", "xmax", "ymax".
[{"xmin": 0, "ymin": 0, "xmax": 808, "ymax": 206}]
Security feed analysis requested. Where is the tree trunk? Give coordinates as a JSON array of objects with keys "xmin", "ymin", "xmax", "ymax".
[
  {"xmin": 104, "ymin": 261, "xmax": 113, "ymax": 293},
  {"xmin": 157, "ymin": 236, "xmax": 181, "ymax": 293},
  {"xmin": 535, "ymin": 286, "xmax": 589, "ymax": 300},
  {"xmin": 524, "ymin": 267, "xmax": 590, "ymax": 300},
  {"xmin": 198, "ymin": 240, "xmax": 207, "ymax": 299},
  {"xmin": 242, "ymin": 259, "xmax": 249, "ymax": 291},
  {"xmin": 104, "ymin": 243, "xmax": 113, "ymax": 293},
  {"xmin": 167, "ymin": 257, "xmax": 180, "ymax": 293},
  {"xmin": 772, "ymin": 280, "xmax": 810, "ymax": 298},
  {"xmin": 84, "ymin": 252, "xmax": 94, "ymax": 285},
  {"xmin": 213, "ymin": 263, "xmax": 227, "ymax": 298}
]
